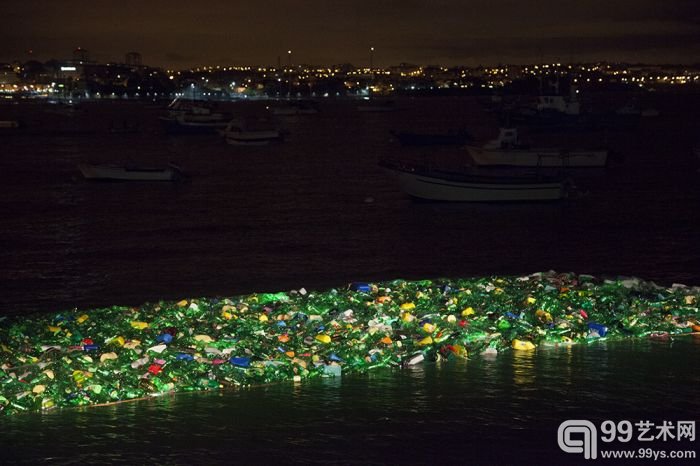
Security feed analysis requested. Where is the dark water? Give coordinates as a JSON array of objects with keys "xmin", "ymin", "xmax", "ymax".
[
  {"xmin": 1, "ymin": 96, "xmax": 699, "ymax": 316},
  {"xmin": 1, "ymin": 96, "xmax": 699, "ymax": 463},
  {"xmin": 1, "ymin": 339, "xmax": 698, "ymax": 464}
]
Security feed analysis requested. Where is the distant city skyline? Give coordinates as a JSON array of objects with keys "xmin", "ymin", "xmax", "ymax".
[{"xmin": 3, "ymin": 0, "xmax": 700, "ymax": 68}]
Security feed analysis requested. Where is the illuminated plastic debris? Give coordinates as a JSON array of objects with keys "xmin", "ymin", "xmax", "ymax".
[{"xmin": 0, "ymin": 272, "xmax": 697, "ymax": 416}]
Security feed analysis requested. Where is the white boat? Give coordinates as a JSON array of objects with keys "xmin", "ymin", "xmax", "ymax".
[
  {"xmin": 220, "ymin": 118, "xmax": 282, "ymax": 146},
  {"xmin": 79, "ymin": 163, "xmax": 183, "ymax": 181},
  {"xmin": 160, "ymin": 98, "xmax": 230, "ymax": 132},
  {"xmin": 467, "ymin": 128, "xmax": 608, "ymax": 168},
  {"xmin": 536, "ymin": 94, "xmax": 580, "ymax": 116},
  {"xmin": 381, "ymin": 161, "xmax": 566, "ymax": 202}
]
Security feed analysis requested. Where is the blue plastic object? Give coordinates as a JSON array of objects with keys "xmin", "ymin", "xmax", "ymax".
[
  {"xmin": 82, "ymin": 344, "xmax": 99, "ymax": 351},
  {"xmin": 176, "ymin": 353, "xmax": 194, "ymax": 361},
  {"xmin": 229, "ymin": 357, "xmax": 251, "ymax": 368},
  {"xmin": 156, "ymin": 333, "xmax": 173, "ymax": 344},
  {"xmin": 588, "ymin": 322, "xmax": 608, "ymax": 337},
  {"xmin": 350, "ymin": 282, "xmax": 371, "ymax": 293}
]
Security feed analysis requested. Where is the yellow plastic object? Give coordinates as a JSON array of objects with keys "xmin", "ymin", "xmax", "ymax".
[
  {"xmin": 418, "ymin": 336, "xmax": 433, "ymax": 346},
  {"xmin": 176, "ymin": 299, "xmax": 188, "ymax": 307},
  {"xmin": 76, "ymin": 314, "xmax": 89, "ymax": 324},
  {"xmin": 400, "ymin": 303, "xmax": 416, "ymax": 311},
  {"xmin": 512, "ymin": 339, "xmax": 536, "ymax": 351},
  {"xmin": 130, "ymin": 321, "xmax": 149, "ymax": 329},
  {"xmin": 315, "ymin": 334, "xmax": 331, "ymax": 344},
  {"xmin": 123, "ymin": 339, "xmax": 140, "ymax": 349},
  {"xmin": 461, "ymin": 307, "xmax": 475, "ymax": 317},
  {"xmin": 100, "ymin": 352, "xmax": 118, "ymax": 362},
  {"xmin": 452, "ymin": 344, "xmax": 468, "ymax": 358}
]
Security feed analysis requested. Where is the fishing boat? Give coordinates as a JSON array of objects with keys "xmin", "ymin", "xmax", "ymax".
[
  {"xmin": 380, "ymin": 160, "xmax": 567, "ymax": 202},
  {"xmin": 220, "ymin": 118, "xmax": 283, "ymax": 146},
  {"xmin": 78, "ymin": 163, "xmax": 184, "ymax": 181},
  {"xmin": 467, "ymin": 128, "xmax": 608, "ymax": 168}
]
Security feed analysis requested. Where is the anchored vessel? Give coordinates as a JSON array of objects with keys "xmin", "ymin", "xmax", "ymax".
[
  {"xmin": 467, "ymin": 128, "xmax": 608, "ymax": 168},
  {"xmin": 380, "ymin": 160, "xmax": 566, "ymax": 202}
]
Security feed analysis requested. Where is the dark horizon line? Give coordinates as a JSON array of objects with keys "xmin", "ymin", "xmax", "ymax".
[{"xmin": 5, "ymin": 56, "xmax": 700, "ymax": 71}]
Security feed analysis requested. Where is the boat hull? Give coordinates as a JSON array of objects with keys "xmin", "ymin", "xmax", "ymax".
[
  {"xmin": 467, "ymin": 146, "xmax": 608, "ymax": 167},
  {"xmin": 383, "ymin": 165, "xmax": 565, "ymax": 202},
  {"xmin": 79, "ymin": 164, "xmax": 181, "ymax": 181}
]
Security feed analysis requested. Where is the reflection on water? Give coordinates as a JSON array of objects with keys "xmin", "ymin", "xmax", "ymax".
[{"xmin": 1, "ymin": 339, "xmax": 698, "ymax": 464}]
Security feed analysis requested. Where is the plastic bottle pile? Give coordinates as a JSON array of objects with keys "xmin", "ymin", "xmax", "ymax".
[{"xmin": 1, "ymin": 272, "xmax": 699, "ymax": 416}]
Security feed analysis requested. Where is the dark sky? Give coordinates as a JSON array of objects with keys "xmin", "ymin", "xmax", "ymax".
[{"xmin": 2, "ymin": 0, "xmax": 699, "ymax": 68}]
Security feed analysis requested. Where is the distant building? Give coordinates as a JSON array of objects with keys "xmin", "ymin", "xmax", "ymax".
[{"xmin": 0, "ymin": 64, "xmax": 20, "ymax": 85}]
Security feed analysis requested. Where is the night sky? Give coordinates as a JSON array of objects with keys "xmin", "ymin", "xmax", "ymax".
[{"xmin": 3, "ymin": 0, "xmax": 700, "ymax": 68}]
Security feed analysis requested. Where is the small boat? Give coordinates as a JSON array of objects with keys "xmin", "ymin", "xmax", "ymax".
[
  {"xmin": 270, "ymin": 101, "xmax": 319, "ymax": 116},
  {"xmin": 220, "ymin": 118, "xmax": 283, "ymax": 146},
  {"xmin": 536, "ymin": 94, "xmax": 581, "ymax": 116},
  {"xmin": 79, "ymin": 163, "xmax": 184, "ymax": 181},
  {"xmin": 467, "ymin": 128, "xmax": 608, "ymax": 168},
  {"xmin": 380, "ymin": 160, "xmax": 567, "ymax": 202},
  {"xmin": 392, "ymin": 129, "xmax": 472, "ymax": 146},
  {"xmin": 160, "ymin": 98, "xmax": 230, "ymax": 133},
  {"xmin": 0, "ymin": 120, "xmax": 20, "ymax": 129}
]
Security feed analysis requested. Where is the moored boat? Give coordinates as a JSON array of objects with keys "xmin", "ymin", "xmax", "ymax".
[
  {"xmin": 467, "ymin": 128, "xmax": 608, "ymax": 168},
  {"xmin": 160, "ymin": 98, "xmax": 230, "ymax": 133},
  {"xmin": 380, "ymin": 160, "xmax": 567, "ymax": 202},
  {"xmin": 78, "ymin": 163, "xmax": 184, "ymax": 181},
  {"xmin": 0, "ymin": 120, "xmax": 20, "ymax": 129},
  {"xmin": 220, "ymin": 118, "xmax": 283, "ymax": 146}
]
